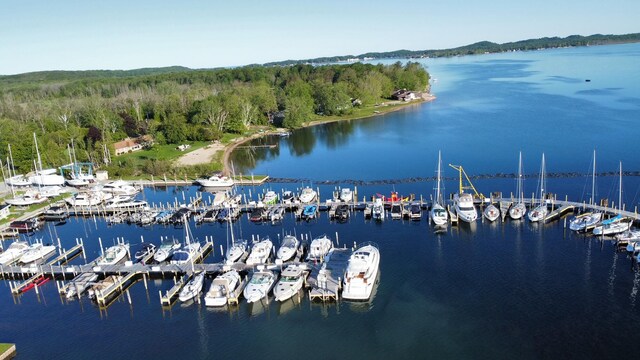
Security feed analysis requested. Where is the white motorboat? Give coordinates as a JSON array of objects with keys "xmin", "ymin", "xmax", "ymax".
[
  {"xmin": 281, "ymin": 190, "xmax": 296, "ymax": 204},
  {"xmin": 205, "ymin": 270, "xmax": 242, "ymax": 307},
  {"xmin": 509, "ymin": 152, "xmax": 527, "ymax": 220},
  {"xmin": 6, "ymin": 175, "xmax": 31, "ymax": 187},
  {"xmin": 66, "ymin": 175, "xmax": 94, "ymax": 187},
  {"xmin": 268, "ymin": 205, "xmax": 285, "ymax": 222},
  {"xmin": 133, "ymin": 243, "xmax": 156, "ymax": 263},
  {"xmin": 19, "ymin": 243, "xmax": 57, "ymax": 265},
  {"xmin": 179, "ymin": 272, "xmax": 206, "ymax": 302},
  {"xmin": 29, "ymin": 172, "xmax": 65, "ymax": 187},
  {"xmin": 483, "ymin": 204, "xmax": 500, "ymax": 222},
  {"xmin": 372, "ymin": 198, "xmax": 385, "ymax": 221},
  {"xmin": 96, "ymin": 244, "xmax": 129, "ymax": 266},
  {"xmin": 39, "ymin": 186, "xmax": 64, "ymax": 198},
  {"xmin": 65, "ymin": 272, "xmax": 99, "ymax": 300},
  {"xmin": 528, "ymin": 153, "xmax": 548, "ymax": 222},
  {"xmin": 225, "ymin": 239, "xmax": 248, "ymax": 264},
  {"xmin": 5, "ymin": 190, "xmax": 48, "ymax": 206},
  {"xmin": 453, "ymin": 193, "xmax": 477, "ymax": 223},
  {"xmin": 273, "ymin": 265, "xmax": 305, "ymax": 302},
  {"xmin": 276, "ymin": 235, "xmax": 299, "ymax": 262},
  {"xmin": 306, "ymin": 235, "xmax": 333, "ymax": 262},
  {"xmin": 342, "ymin": 242, "xmax": 380, "ymax": 300},
  {"xmin": 593, "ymin": 215, "xmax": 632, "ymax": 236},
  {"xmin": 569, "ymin": 212, "xmax": 603, "ymax": 231},
  {"xmin": 88, "ymin": 275, "xmax": 122, "ymax": 300},
  {"xmin": 390, "ymin": 203, "xmax": 403, "ymax": 220},
  {"xmin": 197, "ymin": 175, "xmax": 234, "ymax": 188},
  {"xmin": 170, "ymin": 242, "xmax": 202, "ymax": 265},
  {"xmin": 97, "ymin": 180, "xmax": 140, "ymax": 196},
  {"xmin": 154, "ymin": 238, "xmax": 181, "ymax": 262},
  {"xmin": 0, "ymin": 241, "xmax": 30, "ymax": 265},
  {"xmin": 105, "ymin": 199, "xmax": 148, "ymax": 209},
  {"xmin": 243, "ymin": 270, "xmax": 276, "ymax": 303},
  {"xmin": 298, "ymin": 187, "xmax": 317, "ymax": 204},
  {"xmin": 339, "ymin": 188, "xmax": 353, "ymax": 202},
  {"xmin": 246, "ymin": 238, "xmax": 273, "ymax": 266},
  {"xmin": 66, "ymin": 192, "xmax": 104, "ymax": 207},
  {"xmin": 262, "ymin": 191, "xmax": 278, "ymax": 205}
]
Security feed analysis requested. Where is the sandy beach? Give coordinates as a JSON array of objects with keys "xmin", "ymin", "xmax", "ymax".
[{"xmin": 175, "ymin": 142, "xmax": 225, "ymax": 166}]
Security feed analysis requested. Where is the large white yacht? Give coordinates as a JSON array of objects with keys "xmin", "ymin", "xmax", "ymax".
[
  {"xmin": 273, "ymin": 265, "xmax": 305, "ymax": 302},
  {"xmin": 246, "ymin": 238, "xmax": 273, "ymax": 266},
  {"xmin": 66, "ymin": 191, "xmax": 106, "ymax": 207},
  {"xmin": 204, "ymin": 270, "xmax": 242, "ymax": 307},
  {"xmin": 372, "ymin": 198, "xmax": 385, "ymax": 221},
  {"xmin": 453, "ymin": 192, "xmax": 477, "ymax": 223},
  {"xmin": 342, "ymin": 242, "xmax": 380, "ymax": 300},
  {"xmin": 19, "ymin": 243, "xmax": 57, "ymax": 265},
  {"xmin": 339, "ymin": 188, "xmax": 353, "ymax": 202},
  {"xmin": 243, "ymin": 270, "xmax": 276, "ymax": 303},
  {"xmin": 196, "ymin": 175, "xmax": 234, "ymax": 188},
  {"xmin": 306, "ymin": 235, "xmax": 333, "ymax": 262},
  {"xmin": 0, "ymin": 241, "xmax": 30, "ymax": 265},
  {"xmin": 298, "ymin": 187, "xmax": 317, "ymax": 204},
  {"xmin": 97, "ymin": 180, "xmax": 140, "ymax": 196},
  {"xmin": 276, "ymin": 235, "xmax": 299, "ymax": 262}
]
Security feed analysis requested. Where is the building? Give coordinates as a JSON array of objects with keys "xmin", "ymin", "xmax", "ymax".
[
  {"xmin": 113, "ymin": 135, "xmax": 153, "ymax": 156},
  {"xmin": 391, "ymin": 89, "xmax": 417, "ymax": 102},
  {"xmin": 0, "ymin": 204, "xmax": 10, "ymax": 220}
]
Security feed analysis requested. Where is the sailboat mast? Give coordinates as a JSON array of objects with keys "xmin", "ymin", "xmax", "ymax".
[
  {"xmin": 7, "ymin": 144, "xmax": 15, "ymax": 178},
  {"xmin": 33, "ymin": 132, "xmax": 43, "ymax": 173},
  {"xmin": 436, "ymin": 151, "xmax": 442, "ymax": 204},
  {"xmin": 540, "ymin": 153, "xmax": 545, "ymax": 201},
  {"xmin": 591, "ymin": 150, "xmax": 596, "ymax": 206},
  {"xmin": 619, "ymin": 161, "xmax": 622, "ymax": 211},
  {"xmin": 517, "ymin": 151, "xmax": 523, "ymax": 202}
]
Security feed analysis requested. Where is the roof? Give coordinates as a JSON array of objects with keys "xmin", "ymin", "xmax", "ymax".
[{"xmin": 113, "ymin": 135, "xmax": 153, "ymax": 150}]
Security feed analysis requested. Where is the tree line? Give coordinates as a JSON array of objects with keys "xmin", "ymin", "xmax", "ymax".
[{"xmin": 0, "ymin": 62, "xmax": 429, "ymax": 175}]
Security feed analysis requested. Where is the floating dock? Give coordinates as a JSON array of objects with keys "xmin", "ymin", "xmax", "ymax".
[{"xmin": 307, "ymin": 247, "xmax": 352, "ymax": 302}]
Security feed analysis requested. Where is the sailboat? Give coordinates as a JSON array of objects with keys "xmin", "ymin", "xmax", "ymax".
[
  {"xmin": 28, "ymin": 133, "xmax": 65, "ymax": 187},
  {"xmin": 225, "ymin": 208, "xmax": 247, "ymax": 264},
  {"xmin": 592, "ymin": 162, "xmax": 630, "ymax": 236},
  {"xmin": 569, "ymin": 150, "xmax": 602, "ymax": 231},
  {"xmin": 528, "ymin": 153, "xmax": 548, "ymax": 222},
  {"xmin": 5, "ymin": 144, "xmax": 31, "ymax": 187},
  {"xmin": 430, "ymin": 151, "xmax": 448, "ymax": 226},
  {"xmin": 509, "ymin": 152, "xmax": 526, "ymax": 220}
]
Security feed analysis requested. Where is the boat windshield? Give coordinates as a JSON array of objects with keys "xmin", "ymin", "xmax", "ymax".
[
  {"xmin": 281, "ymin": 276, "xmax": 298, "ymax": 282},
  {"xmin": 250, "ymin": 274, "xmax": 271, "ymax": 284},
  {"xmin": 459, "ymin": 206, "xmax": 475, "ymax": 211}
]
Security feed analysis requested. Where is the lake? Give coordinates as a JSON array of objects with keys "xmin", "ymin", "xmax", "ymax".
[{"xmin": 3, "ymin": 43, "xmax": 640, "ymax": 359}]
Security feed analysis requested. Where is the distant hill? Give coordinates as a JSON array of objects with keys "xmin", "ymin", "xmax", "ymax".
[
  {"xmin": 263, "ymin": 33, "xmax": 640, "ymax": 66},
  {"xmin": 0, "ymin": 66, "xmax": 193, "ymax": 85}
]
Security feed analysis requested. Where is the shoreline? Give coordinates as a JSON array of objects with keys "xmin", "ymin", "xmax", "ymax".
[{"xmin": 221, "ymin": 94, "xmax": 436, "ymax": 174}]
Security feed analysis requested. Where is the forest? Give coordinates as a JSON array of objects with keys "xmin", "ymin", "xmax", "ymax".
[{"xmin": 0, "ymin": 62, "xmax": 429, "ymax": 177}]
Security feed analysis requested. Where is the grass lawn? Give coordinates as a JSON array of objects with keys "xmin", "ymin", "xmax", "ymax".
[
  {"xmin": 0, "ymin": 343, "xmax": 14, "ymax": 353},
  {"xmin": 308, "ymin": 98, "xmax": 422, "ymax": 124}
]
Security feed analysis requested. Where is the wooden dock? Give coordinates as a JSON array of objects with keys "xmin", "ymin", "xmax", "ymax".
[{"xmin": 307, "ymin": 247, "xmax": 352, "ymax": 302}]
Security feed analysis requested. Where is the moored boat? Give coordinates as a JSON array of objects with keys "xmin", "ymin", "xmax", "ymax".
[
  {"xmin": 96, "ymin": 244, "xmax": 129, "ymax": 266},
  {"xmin": 342, "ymin": 242, "xmax": 380, "ymax": 300},
  {"xmin": 243, "ymin": 270, "xmax": 276, "ymax": 303},
  {"xmin": 0, "ymin": 241, "xmax": 30, "ymax": 265},
  {"xmin": 197, "ymin": 175, "xmax": 234, "ymax": 188},
  {"xmin": 246, "ymin": 238, "xmax": 273, "ymax": 266},
  {"xmin": 273, "ymin": 265, "xmax": 306, "ymax": 302},
  {"xmin": 179, "ymin": 272, "xmax": 206, "ymax": 302},
  {"xmin": 299, "ymin": 187, "xmax": 317, "ymax": 204},
  {"xmin": 204, "ymin": 270, "xmax": 242, "ymax": 307},
  {"xmin": 306, "ymin": 235, "xmax": 333, "ymax": 262},
  {"xmin": 276, "ymin": 235, "xmax": 299, "ymax": 262},
  {"xmin": 154, "ymin": 238, "xmax": 181, "ymax": 262},
  {"xmin": 484, "ymin": 203, "xmax": 500, "ymax": 222},
  {"xmin": 19, "ymin": 243, "xmax": 57, "ymax": 265}
]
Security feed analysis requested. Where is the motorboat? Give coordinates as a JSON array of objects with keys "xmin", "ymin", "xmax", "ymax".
[
  {"xmin": 197, "ymin": 175, "xmax": 234, "ymax": 188},
  {"xmin": 97, "ymin": 180, "xmax": 140, "ymax": 196},
  {"xmin": 483, "ymin": 204, "xmax": 500, "ymax": 222},
  {"xmin": 262, "ymin": 191, "xmax": 278, "ymax": 205},
  {"xmin": 276, "ymin": 235, "xmax": 299, "ymax": 262},
  {"xmin": 205, "ymin": 270, "xmax": 242, "ymax": 307},
  {"xmin": 9, "ymin": 218, "xmax": 42, "ymax": 233},
  {"xmin": 39, "ymin": 186, "xmax": 64, "ymax": 198},
  {"xmin": 306, "ymin": 235, "xmax": 333, "ymax": 262},
  {"xmin": 216, "ymin": 207, "xmax": 231, "ymax": 222},
  {"xmin": 509, "ymin": 152, "xmax": 527, "ymax": 220},
  {"xmin": 268, "ymin": 205, "xmax": 285, "ymax": 222},
  {"xmin": 5, "ymin": 190, "xmax": 48, "ymax": 206},
  {"xmin": 246, "ymin": 238, "xmax": 273, "ymax": 266},
  {"xmin": 153, "ymin": 238, "xmax": 181, "ymax": 262},
  {"xmin": 0, "ymin": 241, "xmax": 29, "ymax": 265},
  {"xmin": 281, "ymin": 191, "xmax": 295, "ymax": 204},
  {"xmin": 339, "ymin": 188, "xmax": 353, "ymax": 202},
  {"xmin": 335, "ymin": 204, "xmax": 350, "ymax": 222},
  {"xmin": 179, "ymin": 272, "xmax": 206, "ymax": 302},
  {"xmin": 243, "ymin": 270, "xmax": 276, "ymax": 303},
  {"xmin": 29, "ymin": 171, "xmax": 65, "ymax": 187},
  {"xmin": 19, "ymin": 243, "xmax": 57, "ymax": 265},
  {"xmin": 372, "ymin": 198, "xmax": 385, "ymax": 221},
  {"xmin": 390, "ymin": 203, "xmax": 403, "ymax": 220},
  {"xmin": 199, "ymin": 209, "xmax": 218, "ymax": 223},
  {"xmin": 298, "ymin": 187, "xmax": 317, "ymax": 204},
  {"xmin": 528, "ymin": 153, "xmax": 548, "ymax": 222},
  {"xmin": 65, "ymin": 192, "xmax": 105, "ymax": 207},
  {"xmin": 430, "ymin": 203, "xmax": 448, "ymax": 226},
  {"xmin": 65, "ymin": 272, "xmax": 99, "ymax": 300},
  {"xmin": 133, "ymin": 243, "xmax": 156, "ymax": 263},
  {"xmin": 6, "ymin": 175, "xmax": 31, "ymax": 187},
  {"xmin": 409, "ymin": 202, "xmax": 421, "ymax": 221},
  {"xmin": 273, "ymin": 265, "xmax": 306, "ymax": 302},
  {"xmin": 212, "ymin": 192, "xmax": 228, "ymax": 207},
  {"xmin": 96, "ymin": 244, "xmax": 129, "ymax": 266},
  {"xmin": 66, "ymin": 173, "xmax": 95, "ymax": 187},
  {"xmin": 42, "ymin": 206, "xmax": 68, "ymax": 222},
  {"xmin": 593, "ymin": 215, "xmax": 632, "ymax": 236},
  {"xmin": 249, "ymin": 207, "xmax": 266, "ymax": 222},
  {"xmin": 105, "ymin": 199, "xmax": 148, "ymax": 210},
  {"xmin": 453, "ymin": 193, "xmax": 477, "ymax": 223},
  {"xmin": 170, "ymin": 242, "xmax": 202, "ymax": 265},
  {"xmin": 155, "ymin": 210, "xmax": 173, "ymax": 224},
  {"xmin": 169, "ymin": 207, "xmax": 191, "ymax": 224},
  {"xmin": 88, "ymin": 275, "xmax": 122, "ymax": 300},
  {"xmin": 302, "ymin": 205, "xmax": 317, "ymax": 220},
  {"xmin": 342, "ymin": 242, "xmax": 380, "ymax": 300},
  {"xmin": 569, "ymin": 212, "xmax": 603, "ymax": 232},
  {"xmin": 225, "ymin": 239, "xmax": 248, "ymax": 265}
]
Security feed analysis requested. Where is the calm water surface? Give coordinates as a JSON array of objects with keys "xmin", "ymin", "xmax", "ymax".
[{"xmin": 3, "ymin": 43, "xmax": 640, "ymax": 359}]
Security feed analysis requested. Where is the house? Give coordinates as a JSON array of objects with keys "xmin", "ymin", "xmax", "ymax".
[
  {"xmin": 391, "ymin": 89, "xmax": 417, "ymax": 102},
  {"xmin": 113, "ymin": 135, "xmax": 153, "ymax": 156},
  {"xmin": 0, "ymin": 204, "xmax": 10, "ymax": 220}
]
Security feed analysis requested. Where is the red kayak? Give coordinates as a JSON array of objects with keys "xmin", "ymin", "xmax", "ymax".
[{"xmin": 20, "ymin": 275, "xmax": 49, "ymax": 293}]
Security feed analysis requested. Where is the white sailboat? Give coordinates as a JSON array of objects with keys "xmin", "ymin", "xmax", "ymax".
[
  {"xmin": 430, "ymin": 151, "xmax": 448, "ymax": 226},
  {"xmin": 569, "ymin": 150, "xmax": 602, "ymax": 231},
  {"xmin": 592, "ymin": 162, "xmax": 629, "ymax": 236},
  {"xmin": 224, "ymin": 209, "xmax": 247, "ymax": 264},
  {"xmin": 509, "ymin": 152, "xmax": 526, "ymax": 220},
  {"xmin": 528, "ymin": 153, "xmax": 548, "ymax": 222},
  {"xmin": 179, "ymin": 272, "xmax": 205, "ymax": 302},
  {"xmin": 153, "ymin": 237, "xmax": 181, "ymax": 263},
  {"xmin": 28, "ymin": 133, "xmax": 65, "ymax": 187},
  {"xmin": 5, "ymin": 190, "xmax": 48, "ymax": 206},
  {"xmin": 483, "ymin": 203, "xmax": 500, "ymax": 222},
  {"xmin": 171, "ymin": 217, "xmax": 202, "ymax": 265},
  {"xmin": 5, "ymin": 144, "xmax": 31, "ymax": 187}
]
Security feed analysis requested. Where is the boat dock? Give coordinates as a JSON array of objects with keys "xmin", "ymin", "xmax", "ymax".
[{"xmin": 307, "ymin": 247, "xmax": 352, "ymax": 302}]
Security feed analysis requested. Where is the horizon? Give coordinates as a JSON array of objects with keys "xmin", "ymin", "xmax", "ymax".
[{"xmin": 1, "ymin": 0, "xmax": 639, "ymax": 75}]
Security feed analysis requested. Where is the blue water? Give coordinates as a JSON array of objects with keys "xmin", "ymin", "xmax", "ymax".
[{"xmin": 3, "ymin": 43, "xmax": 640, "ymax": 359}]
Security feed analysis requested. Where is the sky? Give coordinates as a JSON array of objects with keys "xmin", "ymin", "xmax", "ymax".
[{"xmin": 0, "ymin": 0, "xmax": 638, "ymax": 75}]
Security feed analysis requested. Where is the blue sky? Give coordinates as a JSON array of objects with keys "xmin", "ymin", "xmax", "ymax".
[{"xmin": 0, "ymin": 0, "xmax": 638, "ymax": 74}]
